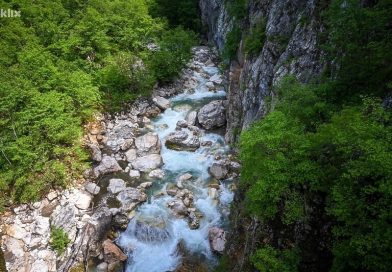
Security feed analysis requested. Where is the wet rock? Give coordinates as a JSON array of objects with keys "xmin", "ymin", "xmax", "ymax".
[
  {"xmin": 208, "ymin": 227, "xmax": 226, "ymax": 253},
  {"xmin": 112, "ymin": 213, "xmax": 129, "ymax": 231},
  {"xmin": 149, "ymin": 169, "xmax": 165, "ymax": 179},
  {"xmin": 205, "ymin": 81, "xmax": 215, "ymax": 90},
  {"xmin": 131, "ymin": 154, "xmax": 163, "ymax": 172},
  {"xmin": 185, "ymin": 111, "xmax": 198, "ymax": 126},
  {"xmin": 134, "ymin": 219, "xmax": 170, "ymax": 242},
  {"xmin": 209, "ymin": 162, "xmax": 228, "ymax": 180},
  {"xmin": 197, "ymin": 100, "xmax": 226, "ymax": 130},
  {"xmin": 129, "ymin": 170, "xmax": 141, "ymax": 179},
  {"xmin": 168, "ymin": 200, "xmax": 188, "ymax": 217},
  {"xmin": 209, "ymin": 74, "xmax": 223, "ymax": 85},
  {"xmin": 94, "ymin": 156, "xmax": 122, "ymax": 177},
  {"xmin": 85, "ymin": 182, "xmax": 100, "ymax": 195},
  {"xmin": 152, "ymin": 96, "xmax": 171, "ymax": 110},
  {"xmin": 102, "ymin": 239, "xmax": 127, "ymax": 264},
  {"xmin": 135, "ymin": 132, "xmax": 161, "ymax": 156},
  {"xmin": 165, "ymin": 130, "xmax": 200, "ymax": 151},
  {"xmin": 178, "ymin": 173, "xmax": 193, "ymax": 182},
  {"xmin": 176, "ymin": 120, "xmax": 188, "ymax": 129},
  {"xmin": 188, "ymin": 211, "xmax": 200, "ymax": 230},
  {"xmin": 107, "ymin": 179, "xmax": 126, "ymax": 194},
  {"xmin": 117, "ymin": 188, "xmax": 147, "ymax": 212}
]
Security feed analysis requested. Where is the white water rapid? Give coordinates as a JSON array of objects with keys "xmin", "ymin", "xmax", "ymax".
[{"xmin": 117, "ymin": 47, "xmax": 234, "ymax": 272}]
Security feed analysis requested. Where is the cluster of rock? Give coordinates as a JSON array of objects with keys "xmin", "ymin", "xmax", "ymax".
[{"xmin": 0, "ymin": 46, "xmax": 237, "ymax": 272}]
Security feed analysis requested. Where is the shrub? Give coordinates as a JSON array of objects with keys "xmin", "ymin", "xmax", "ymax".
[
  {"xmin": 50, "ymin": 227, "xmax": 70, "ymax": 255},
  {"xmin": 222, "ymin": 26, "xmax": 242, "ymax": 61},
  {"xmin": 251, "ymin": 246, "xmax": 300, "ymax": 272},
  {"xmin": 244, "ymin": 19, "xmax": 266, "ymax": 56}
]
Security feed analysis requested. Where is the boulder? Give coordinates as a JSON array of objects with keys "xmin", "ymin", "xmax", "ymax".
[
  {"xmin": 167, "ymin": 200, "xmax": 188, "ymax": 217},
  {"xmin": 197, "ymin": 100, "xmax": 226, "ymax": 130},
  {"xmin": 117, "ymin": 188, "xmax": 147, "ymax": 212},
  {"xmin": 129, "ymin": 170, "xmax": 141, "ymax": 179},
  {"xmin": 131, "ymin": 154, "xmax": 163, "ymax": 172},
  {"xmin": 112, "ymin": 213, "xmax": 129, "ymax": 231},
  {"xmin": 209, "ymin": 162, "xmax": 228, "ymax": 180},
  {"xmin": 209, "ymin": 74, "xmax": 223, "ymax": 85},
  {"xmin": 149, "ymin": 169, "xmax": 165, "ymax": 179},
  {"xmin": 102, "ymin": 239, "xmax": 127, "ymax": 264},
  {"xmin": 152, "ymin": 96, "xmax": 171, "ymax": 110},
  {"xmin": 165, "ymin": 130, "xmax": 200, "ymax": 152},
  {"xmin": 135, "ymin": 132, "xmax": 161, "ymax": 156},
  {"xmin": 75, "ymin": 191, "xmax": 93, "ymax": 210},
  {"xmin": 93, "ymin": 156, "xmax": 122, "ymax": 177},
  {"xmin": 208, "ymin": 227, "xmax": 226, "ymax": 253},
  {"xmin": 96, "ymin": 262, "xmax": 109, "ymax": 272},
  {"xmin": 185, "ymin": 111, "xmax": 198, "ymax": 126},
  {"xmin": 125, "ymin": 149, "xmax": 137, "ymax": 163},
  {"xmin": 85, "ymin": 182, "xmax": 101, "ymax": 195},
  {"xmin": 107, "ymin": 179, "xmax": 126, "ymax": 194}
]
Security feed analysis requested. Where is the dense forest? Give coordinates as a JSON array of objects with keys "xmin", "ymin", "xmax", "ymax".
[
  {"xmin": 232, "ymin": 0, "xmax": 392, "ymax": 271},
  {"xmin": 0, "ymin": 0, "xmax": 197, "ymax": 208}
]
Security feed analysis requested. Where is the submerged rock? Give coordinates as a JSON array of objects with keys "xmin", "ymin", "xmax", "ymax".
[{"xmin": 165, "ymin": 130, "xmax": 200, "ymax": 151}]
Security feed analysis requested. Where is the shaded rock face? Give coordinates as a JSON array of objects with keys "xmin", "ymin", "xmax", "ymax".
[{"xmin": 199, "ymin": 0, "xmax": 325, "ymax": 143}]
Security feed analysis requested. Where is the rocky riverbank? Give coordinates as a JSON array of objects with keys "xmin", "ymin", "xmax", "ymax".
[{"xmin": 0, "ymin": 47, "xmax": 239, "ymax": 272}]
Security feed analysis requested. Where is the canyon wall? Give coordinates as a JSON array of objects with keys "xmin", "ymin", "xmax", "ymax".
[{"xmin": 199, "ymin": 0, "xmax": 325, "ymax": 143}]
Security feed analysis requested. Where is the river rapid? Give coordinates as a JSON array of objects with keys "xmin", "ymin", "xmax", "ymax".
[{"xmin": 115, "ymin": 47, "xmax": 234, "ymax": 272}]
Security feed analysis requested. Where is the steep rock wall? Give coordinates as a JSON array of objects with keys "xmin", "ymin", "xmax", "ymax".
[{"xmin": 200, "ymin": 0, "xmax": 325, "ymax": 143}]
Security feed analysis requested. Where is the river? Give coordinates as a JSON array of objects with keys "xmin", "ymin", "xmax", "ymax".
[{"xmin": 115, "ymin": 47, "xmax": 234, "ymax": 272}]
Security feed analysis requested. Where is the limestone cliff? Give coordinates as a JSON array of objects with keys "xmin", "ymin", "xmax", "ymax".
[{"xmin": 199, "ymin": 0, "xmax": 325, "ymax": 143}]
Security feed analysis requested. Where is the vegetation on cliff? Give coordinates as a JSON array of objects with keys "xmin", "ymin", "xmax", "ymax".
[
  {"xmin": 0, "ymin": 0, "xmax": 197, "ymax": 209},
  {"xmin": 236, "ymin": 0, "xmax": 392, "ymax": 271}
]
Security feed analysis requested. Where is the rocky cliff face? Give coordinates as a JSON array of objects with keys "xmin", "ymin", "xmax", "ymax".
[{"xmin": 199, "ymin": 0, "xmax": 325, "ymax": 143}]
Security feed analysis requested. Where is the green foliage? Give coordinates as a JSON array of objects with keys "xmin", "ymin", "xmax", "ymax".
[
  {"xmin": 244, "ymin": 19, "xmax": 266, "ymax": 56},
  {"xmin": 0, "ymin": 0, "xmax": 195, "ymax": 205},
  {"xmin": 223, "ymin": 26, "xmax": 242, "ymax": 61},
  {"xmin": 240, "ymin": 78, "xmax": 392, "ymax": 271},
  {"xmin": 225, "ymin": 0, "xmax": 248, "ymax": 20},
  {"xmin": 149, "ymin": 27, "xmax": 197, "ymax": 83},
  {"xmin": 251, "ymin": 246, "xmax": 300, "ymax": 272},
  {"xmin": 323, "ymin": 0, "xmax": 392, "ymax": 101},
  {"xmin": 150, "ymin": 0, "xmax": 202, "ymax": 32},
  {"xmin": 50, "ymin": 227, "xmax": 70, "ymax": 255}
]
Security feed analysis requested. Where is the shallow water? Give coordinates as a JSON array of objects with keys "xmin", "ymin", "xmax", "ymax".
[{"xmin": 117, "ymin": 56, "xmax": 233, "ymax": 272}]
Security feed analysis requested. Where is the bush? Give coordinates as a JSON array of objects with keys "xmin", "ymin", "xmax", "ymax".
[
  {"xmin": 222, "ymin": 26, "xmax": 242, "ymax": 61},
  {"xmin": 226, "ymin": 0, "xmax": 248, "ymax": 20},
  {"xmin": 50, "ymin": 227, "xmax": 70, "ymax": 255},
  {"xmin": 149, "ymin": 27, "xmax": 197, "ymax": 83},
  {"xmin": 244, "ymin": 19, "xmax": 266, "ymax": 56},
  {"xmin": 251, "ymin": 246, "xmax": 300, "ymax": 272}
]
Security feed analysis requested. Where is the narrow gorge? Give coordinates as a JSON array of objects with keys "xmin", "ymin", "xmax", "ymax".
[{"xmin": 1, "ymin": 0, "xmax": 391, "ymax": 272}]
